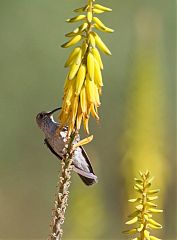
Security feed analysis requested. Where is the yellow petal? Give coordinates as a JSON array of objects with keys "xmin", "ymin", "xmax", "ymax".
[
  {"xmin": 92, "ymin": 32, "xmax": 111, "ymax": 55},
  {"xmin": 68, "ymin": 62, "xmax": 81, "ymax": 80},
  {"xmin": 93, "ymin": 8, "xmax": 104, "ymax": 14},
  {"xmin": 70, "ymin": 95, "xmax": 79, "ymax": 124},
  {"xmin": 122, "ymin": 228, "xmax": 137, "ymax": 235},
  {"xmin": 150, "ymin": 236, "xmax": 162, "ymax": 240},
  {"xmin": 83, "ymin": 115, "xmax": 89, "ymax": 134},
  {"xmin": 85, "ymin": 74, "xmax": 95, "ymax": 103},
  {"xmin": 94, "ymin": 4, "xmax": 112, "ymax": 12},
  {"xmin": 92, "ymin": 47, "xmax": 103, "ymax": 69},
  {"xmin": 144, "ymin": 230, "xmax": 150, "ymax": 240},
  {"xmin": 93, "ymin": 83, "xmax": 101, "ymax": 107},
  {"xmin": 75, "ymin": 64, "xmax": 86, "ymax": 95},
  {"xmin": 94, "ymin": 58, "xmax": 103, "ymax": 87},
  {"xmin": 90, "ymin": 103, "xmax": 99, "ymax": 120},
  {"xmin": 64, "ymin": 47, "xmax": 81, "ymax": 67},
  {"xmin": 73, "ymin": 5, "xmax": 87, "ymax": 13},
  {"xmin": 94, "ymin": 23, "xmax": 114, "ymax": 33},
  {"xmin": 148, "ymin": 208, "xmax": 163, "ymax": 213},
  {"xmin": 89, "ymin": 33, "xmax": 96, "ymax": 48},
  {"xmin": 80, "ymin": 86, "xmax": 87, "ymax": 113},
  {"xmin": 66, "ymin": 15, "xmax": 86, "ymax": 23},
  {"xmin": 76, "ymin": 103, "xmax": 83, "ymax": 130},
  {"xmin": 87, "ymin": 11, "xmax": 92, "ymax": 23},
  {"xmin": 87, "ymin": 52, "xmax": 95, "ymax": 81},
  {"xmin": 148, "ymin": 219, "xmax": 162, "ymax": 228},
  {"xmin": 125, "ymin": 216, "xmax": 138, "ymax": 225},
  {"xmin": 73, "ymin": 135, "xmax": 93, "ymax": 149},
  {"xmin": 61, "ymin": 34, "xmax": 82, "ymax": 48}
]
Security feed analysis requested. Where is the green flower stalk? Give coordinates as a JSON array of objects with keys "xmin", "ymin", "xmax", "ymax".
[
  {"xmin": 48, "ymin": 1, "xmax": 113, "ymax": 239},
  {"xmin": 59, "ymin": 0, "xmax": 113, "ymax": 135},
  {"xmin": 123, "ymin": 170, "xmax": 163, "ymax": 240}
]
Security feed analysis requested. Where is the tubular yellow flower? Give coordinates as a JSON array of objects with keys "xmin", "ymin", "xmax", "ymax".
[
  {"xmin": 123, "ymin": 171, "xmax": 163, "ymax": 240},
  {"xmin": 59, "ymin": 0, "xmax": 113, "ymax": 134}
]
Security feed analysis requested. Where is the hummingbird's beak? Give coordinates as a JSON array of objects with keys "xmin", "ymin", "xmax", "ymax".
[{"xmin": 47, "ymin": 107, "xmax": 62, "ymax": 115}]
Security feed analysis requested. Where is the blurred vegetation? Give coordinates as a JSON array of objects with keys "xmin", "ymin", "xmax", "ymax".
[{"xmin": 0, "ymin": 0, "xmax": 175, "ymax": 240}]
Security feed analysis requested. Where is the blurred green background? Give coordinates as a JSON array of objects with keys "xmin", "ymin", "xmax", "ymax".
[{"xmin": 0, "ymin": 0, "xmax": 176, "ymax": 239}]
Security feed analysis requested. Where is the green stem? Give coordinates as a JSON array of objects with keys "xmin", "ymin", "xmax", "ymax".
[
  {"xmin": 49, "ymin": 132, "xmax": 76, "ymax": 240},
  {"xmin": 140, "ymin": 175, "xmax": 148, "ymax": 240}
]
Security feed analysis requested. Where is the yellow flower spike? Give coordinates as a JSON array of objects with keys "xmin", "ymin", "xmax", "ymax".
[
  {"xmin": 61, "ymin": 34, "xmax": 82, "ymax": 48},
  {"xmin": 93, "ymin": 4, "xmax": 112, "ymax": 12},
  {"xmin": 94, "ymin": 58, "xmax": 103, "ymax": 87},
  {"xmin": 93, "ymin": 32, "xmax": 112, "ymax": 55},
  {"xmin": 59, "ymin": 0, "xmax": 113, "ymax": 134},
  {"xmin": 73, "ymin": 135, "xmax": 93, "ymax": 150},
  {"xmin": 75, "ymin": 64, "xmax": 86, "ymax": 95},
  {"xmin": 92, "ymin": 47, "xmax": 103, "ymax": 69},
  {"xmin": 80, "ymin": 86, "xmax": 87, "ymax": 114},
  {"xmin": 66, "ymin": 15, "xmax": 86, "ymax": 23},
  {"xmin": 123, "ymin": 171, "xmax": 163, "ymax": 240},
  {"xmin": 87, "ymin": 51, "xmax": 95, "ymax": 81},
  {"xmin": 64, "ymin": 47, "xmax": 81, "ymax": 67}
]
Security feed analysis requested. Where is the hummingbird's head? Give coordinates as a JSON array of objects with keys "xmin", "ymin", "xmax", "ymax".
[{"xmin": 36, "ymin": 107, "xmax": 61, "ymax": 129}]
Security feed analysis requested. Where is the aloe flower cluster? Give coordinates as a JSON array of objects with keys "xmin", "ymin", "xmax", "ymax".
[
  {"xmin": 123, "ymin": 171, "xmax": 163, "ymax": 240},
  {"xmin": 59, "ymin": 0, "xmax": 113, "ymax": 135}
]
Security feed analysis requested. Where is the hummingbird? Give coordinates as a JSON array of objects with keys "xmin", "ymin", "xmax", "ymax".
[{"xmin": 36, "ymin": 107, "xmax": 97, "ymax": 186}]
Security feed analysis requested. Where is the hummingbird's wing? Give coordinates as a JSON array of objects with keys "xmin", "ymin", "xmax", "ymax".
[
  {"xmin": 75, "ymin": 146, "xmax": 97, "ymax": 186},
  {"xmin": 44, "ymin": 138, "xmax": 97, "ymax": 186},
  {"xmin": 44, "ymin": 138, "xmax": 62, "ymax": 160}
]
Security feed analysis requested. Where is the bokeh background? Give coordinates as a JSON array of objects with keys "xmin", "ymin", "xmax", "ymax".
[{"xmin": 0, "ymin": 0, "xmax": 176, "ymax": 239}]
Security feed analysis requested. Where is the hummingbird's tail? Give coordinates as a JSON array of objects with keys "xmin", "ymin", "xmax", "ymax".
[
  {"xmin": 72, "ymin": 165, "xmax": 98, "ymax": 186},
  {"xmin": 78, "ymin": 174, "xmax": 97, "ymax": 186}
]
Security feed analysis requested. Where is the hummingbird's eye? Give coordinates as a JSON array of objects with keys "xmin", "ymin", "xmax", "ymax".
[{"xmin": 39, "ymin": 113, "xmax": 44, "ymax": 119}]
